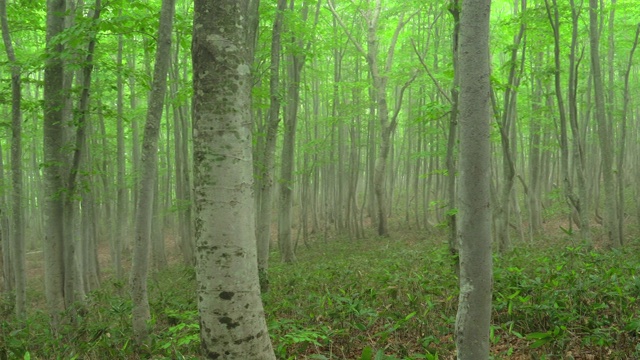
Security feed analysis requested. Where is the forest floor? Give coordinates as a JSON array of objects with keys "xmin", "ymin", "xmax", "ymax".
[{"xmin": 4, "ymin": 217, "xmax": 640, "ymax": 359}]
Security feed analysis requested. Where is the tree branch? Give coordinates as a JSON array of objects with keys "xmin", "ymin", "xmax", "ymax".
[
  {"xmin": 411, "ymin": 39, "xmax": 452, "ymax": 104},
  {"xmin": 326, "ymin": 0, "xmax": 367, "ymax": 57},
  {"xmin": 390, "ymin": 70, "xmax": 419, "ymax": 132}
]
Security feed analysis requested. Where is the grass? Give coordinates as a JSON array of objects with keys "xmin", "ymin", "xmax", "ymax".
[{"xmin": 1, "ymin": 228, "xmax": 640, "ymax": 359}]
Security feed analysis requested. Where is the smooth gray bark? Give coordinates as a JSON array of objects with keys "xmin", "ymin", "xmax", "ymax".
[
  {"xmin": 43, "ymin": 0, "xmax": 67, "ymax": 327},
  {"xmin": 278, "ymin": 0, "xmax": 320, "ymax": 262},
  {"xmin": 278, "ymin": 0, "xmax": 307, "ymax": 264},
  {"xmin": 455, "ymin": 0, "xmax": 493, "ymax": 357},
  {"xmin": 568, "ymin": 0, "xmax": 590, "ymax": 243},
  {"xmin": 256, "ymin": 0, "xmax": 286, "ymax": 289},
  {"xmin": 130, "ymin": 0, "xmax": 174, "ymax": 344},
  {"xmin": 589, "ymin": 0, "xmax": 620, "ymax": 248},
  {"xmin": 63, "ymin": 1, "xmax": 101, "ymax": 309},
  {"xmin": 115, "ymin": 32, "xmax": 125, "ymax": 280},
  {"xmin": 192, "ymin": 1, "xmax": 276, "ymax": 358},
  {"xmin": 0, "ymin": 0, "xmax": 26, "ymax": 318},
  {"xmin": 618, "ymin": 23, "xmax": 640, "ymax": 247},
  {"xmin": 446, "ymin": 0, "xmax": 460, "ymax": 256}
]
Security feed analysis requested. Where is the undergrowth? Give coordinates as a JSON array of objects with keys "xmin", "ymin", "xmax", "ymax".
[{"xmin": 1, "ymin": 233, "xmax": 640, "ymax": 359}]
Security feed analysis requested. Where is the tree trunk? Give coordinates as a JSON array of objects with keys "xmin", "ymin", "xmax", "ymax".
[
  {"xmin": 446, "ymin": 0, "xmax": 460, "ymax": 255},
  {"xmin": 455, "ymin": 0, "xmax": 493, "ymax": 357},
  {"xmin": 0, "ymin": 146, "xmax": 12, "ymax": 295},
  {"xmin": 588, "ymin": 0, "xmax": 620, "ymax": 248},
  {"xmin": 115, "ymin": 32, "xmax": 125, "ymax": 280},
  {"xmin": 256, "ymin": 0, "xmax": 286, "ymax": 290},
  {"xmin": 278, "ymin": 0, "xmax": 318, "ymax": 262},
  {"xmin": 568, "ymin": 0, "xmax": 590, "ymax": 243},
  {"xmin": 0, "ymin": 0, "xmax": 26, "ymax": 318},
  {"xmin": 278, "ymin": 38, "xmax": 302, "ymax": 264},
  {"xmin": 327, "ymin": 0, "xmax": 415, "ymax": 237},
  {"xmin": 618, "ymin": 23, "xmax": 640, "ymax": 247},
  {"xmin": 130, "ymin": 0, "xmax": 174, "ymax": 344},
  {"xmin": 192, "ymin": 0, "xmax": 276, "ymax": 357},
  {"xmin": 529, "ymin": 62, "xmax": 543, "ymax": 239},
  {"xmin": 495, "ymin": 0, "xmax": 525, "ymax": 253},
  {"xmin": 43, "ymin": 0, "xmax": 67, "ymax": 327},
  {"xmin": 63, "ymin": 2, "xmax": 101, "ymax": 310}
]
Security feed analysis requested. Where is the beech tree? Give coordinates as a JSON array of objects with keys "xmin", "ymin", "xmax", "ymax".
[
  {"xmin": 328, "ymin": 0, "xmax": 418, "ymax": 237},
  {"xmin": 130, "ymin": 0, "xmax": 175, "ymax": 344},
  {"xmin": 256, "ymin": 0, "xmax": 287, "ymax": 290},
  {"xmin": 455, "ymin": 0, "xmax": 493, "ymax": 357},
  {"xmin": 589, "ymin": 0, "xmax": 620, "ymax": 248},
  {"xmin": 43, "ymin": 0, "xmax": 67, "ymax": 327},
  {"xmin": 192, "ymin": 0, "xmax": 275, "ymax": 358},
  {"xmin": 0, "ymin": 0, "xmax": 25, "ymax": 318}
]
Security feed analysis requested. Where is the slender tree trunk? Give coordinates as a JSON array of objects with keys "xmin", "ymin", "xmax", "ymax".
[
  {"xmin": 43, "ymin": 0, "xmax": 67, "ymax": 327},
  {"xmin": 495, "ymin": 0, "xmax": 525, "ymax": 253},
  {"xmin": 455, "ymin": 0, "xmax": 493, "ymax": 357},
  {"xmin": 589, "ymin": 0, "xmax": 620, "ymax": 248},
  {"xmin": 130, "ymin": 0, "xmax": 174, "ymax": 344},
  {"xmin": 115, "ymin": 32, "xmax": 125, "ymax": 280},
  {"xmin": 256, "ymin": 0, "xmax": 286, "ymax": 290},
  {"xmin": 96, "ymin": 94, "xmax": 113, "ymax": 277},
  {"xmin": 529, "ymin": 62, "xmax": 543, "ymax": 238},
  {"xmin": 278, "ymin": 0, "xmax": 319, "ymax": 262},
  {"xmin": 151, "ymin": 166, "xmax": 167, "ymax": 270},
  {"xmin": 278, "ymin": 37, "xmax": 301, "ymax": 264},
  {"xmin": 170, "ymin": 53, "xmax": 194, "ymax": 265},
  {"xmin": 192, "ymin": 0, "xmax": 276, "ymax": 357},
  {"xmin": 446, "ymin": 0, "xmax": 459, "ymax": 255},
  {"xmin": 568, "ymin": 0, "xmax": 590, "ymax": 243},
  {"xmin": 63, "ymin": 2, "xmax": 101, "ymax": 309},
  {"xmin": 0, "ymin": 146, "xmax": 11, "ymax": 295},
  {"xmin": 618, "ymin": 23, "xmax": 640, "ymax": 246},
  {"xmin": 0, "ymin": 0, "xmax": 26, "ymax": 318},
  {"xmin": 328, "ymin": 0, "xmax": 415, "ymax": 237}
]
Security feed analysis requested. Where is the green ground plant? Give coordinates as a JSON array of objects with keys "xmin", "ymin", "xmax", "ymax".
[{"xmin": 1, "ymin": 230, "xmax": 639, "ymax": 359}]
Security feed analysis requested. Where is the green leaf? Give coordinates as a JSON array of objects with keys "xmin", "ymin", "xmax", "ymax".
[
  {"xmin": 530, "ymin": 338, "xmax": 551, "ymax": 349},
  {"xmin": 360, "ymin": 346, "xmax": 373, "ymax": 360},
  {"xmin": 525, "ymin": 331, "xmax": 551, "ymax": 340}
]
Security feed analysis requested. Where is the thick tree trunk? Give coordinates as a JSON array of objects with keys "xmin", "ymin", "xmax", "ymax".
[
  {"xmin": 455, "ymin": 0, "xmax": 493, "ymax": 357},
  {"xmin": 192, "ymin": 1, "xmax": 276, "ymax": 358},
  {"xmin": 130, "ymin": 0, "xmax": 174, "ymax": 344}
]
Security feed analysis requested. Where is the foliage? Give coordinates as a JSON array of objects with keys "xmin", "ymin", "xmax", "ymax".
[{"xmin": 2, "ymin": 233, "xmax": 639, "ymax": 359}]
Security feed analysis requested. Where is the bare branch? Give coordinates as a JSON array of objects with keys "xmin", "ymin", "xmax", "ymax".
[
  {"xmin": 326, "ymin": 0, "xmax": 367, "ymax": 57},
  {"xmin": 411, "ymin": 38, "xmax": 452, "ymax": 104},
  {"xmin": 390, "ymin": 70, "xmax": 419, "ymax": 131},
  {"xmin": 384, "ymin": 8, "xmax": 421, "ymax": 73}
]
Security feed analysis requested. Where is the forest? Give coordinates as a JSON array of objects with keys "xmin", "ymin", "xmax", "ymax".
[{"xmin": 1, "ymin": 0, "xmax": 640, "ymax": 358}]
